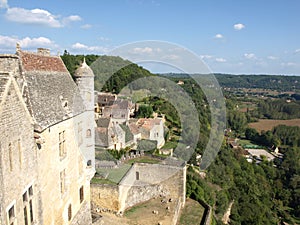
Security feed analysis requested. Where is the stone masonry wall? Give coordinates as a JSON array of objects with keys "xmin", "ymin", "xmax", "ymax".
[
  {"xmin": 91, "ymin": 184, "xmax": 120, "ymax": 213},
  {"xmin": 70, "ymin": 201, "xmax": 92, "ymax": 225},
  {"xmin": 0, "ymin": 76, "xmax": 40, "ymax": 224}
]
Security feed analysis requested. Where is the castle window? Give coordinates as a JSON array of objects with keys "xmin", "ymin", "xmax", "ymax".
[
  {"xmin": 9, "ymin": 143, "xmax": 13, "ymax": 172},
  {"xmin": 7, "ymin": 204, "xmax": 15, "ymax": 225},
  {"xmin": 18, "ymin": 139, "xmax": 22, "ymax": 169},
  {"xmin": 86, "ymin": 129, "xmax": 91, "ymax": 138},
  {"xmin": 87, "ymin": 160, "xmax": 92, "ymax": 167},
  {"xmin": 29, "ymin": 200, "xmax": 33, "ymax": 223},
  {"xmin": 136, "ymin": 171, "xmax": 140, "ymax": 180},
  {"xmin": 24, "ymin": 207, "xmax": 28, "ymax": 225},
  {"xmin": 23, "ymin": 185, "xmax": 34, "ymax": 225},
  {"xmin": 78, "ymin": 122, "xmax": 83, "ymax": 146},
  {"xmin": 68, "ymin": 204, "xmax": 72, "ymax": 221},
  {"xmin": 60, "ymin": 169, "xmax": 66, "ymax": 196},
  {"xmin": 59, "ymin": 131, "xmax": 66, "ymax": 159},
  {"xmin": 79, "ymin": 186, "xmax": 84, "ymax": 203}
]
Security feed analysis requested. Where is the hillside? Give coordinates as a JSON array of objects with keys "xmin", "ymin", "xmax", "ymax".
[{"xmin": 61, "ymin": 51, "xmax": 153, "ymax": 92}]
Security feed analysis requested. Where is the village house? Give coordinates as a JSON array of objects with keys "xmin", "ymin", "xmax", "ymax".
[
  {"xmin": 95, "ymin": 118, "xmax": 126, "ymax": 150},
  {"xmin": 129, "ymin": 118, "xmax": 165, "ymax": 148},
  {"xmin": 0, "ymin": 46, "xmax": 95, "ymax": 225}
]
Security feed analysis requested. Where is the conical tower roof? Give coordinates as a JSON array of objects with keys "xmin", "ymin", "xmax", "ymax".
[{"xmin": 74, "ymin": 58, "xmax": 94, "ymax": 77}]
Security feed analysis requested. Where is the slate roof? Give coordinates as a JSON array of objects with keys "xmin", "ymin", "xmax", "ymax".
[
  {"xmin": 17, "ymin": 50, "xmax": 85, "ymax": 131},
  {"xmin": 0, "ymin": 73, "xmax": 9, "ymax": 103},
  {"xmin": 95, "ymin": 127, "xmax": 109, "ymax": 147},
  {"xmin": 97, "ymin": 118, "xmax": 111, "ymax": 128}
]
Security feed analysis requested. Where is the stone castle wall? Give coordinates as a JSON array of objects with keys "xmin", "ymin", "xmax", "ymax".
[
  {"xmin": 91, "ymin": 184, "xmax": 120, "ymax": 213},
  {"xmin": 0, "ymin": 75, "xmax": 41, "ymax": 224},
  {"xmin": 91, "ymin": 163, "xmax": 186, "ymax": 216}
]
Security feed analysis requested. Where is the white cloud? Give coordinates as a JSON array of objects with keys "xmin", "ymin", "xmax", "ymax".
[
  {"xmin": 81, "ymin": 24, "xmax": 92, "ymax": 29},
  {"xmin": 215, "ymin": 58, "xmax": 226, "ymax": 62},
  {"xmin": 234, "ymin": 23, "xmax": 245, "ymax": 30},
  {"xmin": 267, "ymin": 56, "xmax": 278, "ymax": 60},
  {"xmin": 214, "ymin": 34, "xmax": 223, "ymax": 39},
  {"xmin": 0, "ymin": 0, "xmax": 8, "ymax": 8},
  {"xmin": 295, "ymin": 49, "xmax": 300, "ymax": 53},
  {"xmin": 71, "ymin": 42, "xmax": 109, "ymax": 53},
  {"xmin": 244, "ymin": 53, "xmax": 256, "ymax": 59},
  {"xmin": 5, "ymin": 7, "xmax": 81, "ymax": 28},
  {"xmin": 0, "ymin": 35, "xmax": 57, "ymax": 49},
  {"xmin": 6, "ymin": 7, "xmax": 62, "ymax": 27},
  {"xmin": 62, "ymin": 15, "xmax": 82, "ymax": 25}
]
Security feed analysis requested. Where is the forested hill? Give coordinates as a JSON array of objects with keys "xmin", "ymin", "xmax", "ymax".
[
  {"xmin": 215, "ymin": 74, "xmax": 300, "ymax": 91},
  {"xmin": 161, "ymin": 73, "xmax": 300, "ymax": 91},
  {"xmin": 61, "ymin": 51, "xmax": 153, "ymax": 93}
]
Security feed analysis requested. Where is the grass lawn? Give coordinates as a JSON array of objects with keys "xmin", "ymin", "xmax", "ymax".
[
  {"xmin": 91, "ymin": 177, "xmax": 117, "ymax": 185},
  {"xmin": 161, "ymin": 141, "xmax": 177, "ymax": 149},
  {"xmin": 238, "ymin": 139, "xmax": 253, "ymax": 146},
  {"xmin": 96, "ymin": 164, "xmax": 132, "ymax": 184},
  {"xmin": 178, "ymin": 198, "xmax": 205, "ymax": 225}
]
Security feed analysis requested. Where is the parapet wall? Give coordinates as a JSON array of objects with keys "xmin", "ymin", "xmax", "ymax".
[
  {"xmin": 91, "ymin": 163, "xmax": 187, "ymax": 215},
  {"xmin": 119, "ymin": 163, "xmax": 186, "ymax": 212}
]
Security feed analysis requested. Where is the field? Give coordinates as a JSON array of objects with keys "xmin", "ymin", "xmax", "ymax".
[{"xmin": 249, "ymin": 119, "xmax": 300, "ymax": 132}]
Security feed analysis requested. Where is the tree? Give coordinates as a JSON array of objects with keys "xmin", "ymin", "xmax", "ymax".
[{"xmin": 136, "ymin": 104, "xmax": 153, "ymax": 118}]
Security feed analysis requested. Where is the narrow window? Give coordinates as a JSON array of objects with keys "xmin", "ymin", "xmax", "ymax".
[
  {"xmin": 9, "ymin": 143, "xmax": 13, "ymax": 171},
  {"xmin": 28, "ymin": 186, "xmax": 33, "ymax": 197},
  {"xmin": 7, "ymin": 205, "xmax": 15, "ymax": 225},
  {"xmin": 86, "ymin": 129, "xmax": 91, "ymax": 138},
  {"xmin": 29, "ymin": 200, "xmax": 33, "ymax": 223},
  {"xmin": 136, "ymin": 171, "xmax": 140, "ymax": 180},
  {"xmin": 24, "ymin": 206, "xmax": 28, "ymax": 225},
  {"xmin": 23, "ymin": 191, "xmax": 28, "ymax": 225},
  {"xmin": 87, "ymin": 160, "xmax": 92, "ymax": 167},
  {"xmin": 60, "ymin": 170, "xmax": 66, "ymax": 195},
  {"xmin": 79, "ymin": 186, "xmax": 84, "ymax": 203},
  {"xmin": 18, "ymin": 139, "xmax": 22, "ymax": 168},
  {"xmin": 68, "ymin": 204, "xmax": 72, "ymax": 221},
  {"xmin": 59, "ymin": 131, "xmax": 66, "ymax": 158}
]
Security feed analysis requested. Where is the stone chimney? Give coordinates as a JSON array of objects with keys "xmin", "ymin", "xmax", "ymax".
[{"xmin": 37, "ymin": 48, "xmax": 50, "ymax": 56}]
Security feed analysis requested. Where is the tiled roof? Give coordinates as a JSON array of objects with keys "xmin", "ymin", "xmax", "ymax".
[
  {"xmin": 136, "ymin": 118, "xmax": 162, "ymax": 130},
  {"xmin": 18, "ymin": 51, "xmax": 68, "ymax": 72}
]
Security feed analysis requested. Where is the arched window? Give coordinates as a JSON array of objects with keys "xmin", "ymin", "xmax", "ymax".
[{"xmin": 86, "ymin": 129, "xmax": 91, "ymax": 138}]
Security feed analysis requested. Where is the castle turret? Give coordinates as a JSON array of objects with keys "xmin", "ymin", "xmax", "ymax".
[
  {"xmin": 74, "ymin": 58, "xmax": 95, "ymax": 111},
  {"xmin": 74, "ymin": 58, "xmax": 96, "ymax": 175}
]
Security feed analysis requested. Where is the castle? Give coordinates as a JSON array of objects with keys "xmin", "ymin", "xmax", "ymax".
[{"xmin": 0, "ymin": 46, "xmax": 95, "ymax": 225}]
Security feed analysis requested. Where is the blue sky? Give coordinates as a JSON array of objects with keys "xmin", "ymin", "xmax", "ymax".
[{"xmin": 0, "ymin": 0, "xmax": 300, "ymax": 75}]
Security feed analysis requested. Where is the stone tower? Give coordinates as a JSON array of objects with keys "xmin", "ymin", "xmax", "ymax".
[
  {"xmin": 74, "ymin": 58, "xmax": 94, "ymax": 111},
  {"xmin": 74, "ymin": 58, "xmax": 96, "ymax": 171}
]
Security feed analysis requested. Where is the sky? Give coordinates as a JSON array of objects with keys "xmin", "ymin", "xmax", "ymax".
[{"xmin": 0, "ymin": 0, "xmax": 300, "ymax": 75}]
